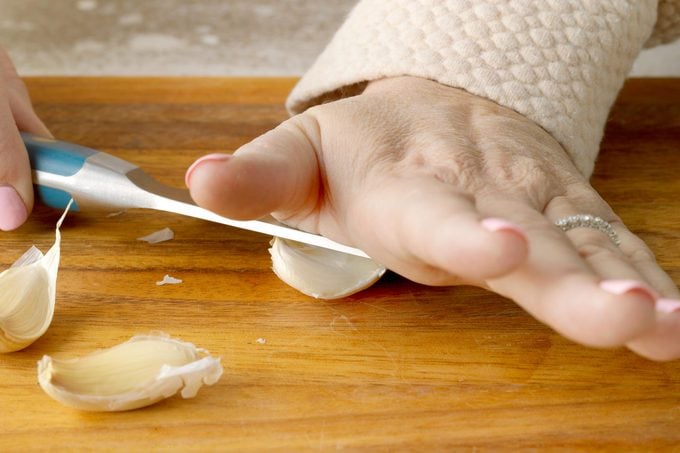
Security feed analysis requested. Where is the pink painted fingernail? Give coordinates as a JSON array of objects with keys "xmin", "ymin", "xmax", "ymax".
[
  {"xmin": 481, "ymin": 217, "xmax": 527, "ymax": 238},
  {"xmin": 656, "ymin": 298, "xmax": 680, "ymax": 314},
  {"xmin": 0, "ymin": 185, "xmax": 28, "ymax": 231},
  {"xmin": 599, "ymin": 279, "xmax": 657, "ymax": 302},
  {"xmin": 185, "ymin": 153, "xmax": 232, "ymax": 187}
]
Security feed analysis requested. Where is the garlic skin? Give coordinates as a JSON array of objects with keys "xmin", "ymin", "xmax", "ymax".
[
  {"xmin": 37, "ymin": 333, "xmax": 223, "ymax": 412},
  {"xmin": 0, "ymin": 201, "xmax": 71, "ymax": 353},
  {"xmin": 156, "ymin": 274, "xmax": 182, "ymax": 286},
  {"xmin": 269, "ymin": 237, "xmax": 386, "ymax": 299},
  {"xmin": 137, "ymin": 227, "xmax": 174, "ymax": 244}
]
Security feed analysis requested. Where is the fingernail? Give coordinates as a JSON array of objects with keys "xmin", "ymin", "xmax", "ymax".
[
  {"xmin": 185, "ymin": 153, "xmax": 231, "ymax": 187},
  {"xmin": 599, "ymin": 279, "xmax": 657, "ymax": 302},
  {"xmin": 656, "ymin": 298, "xmax": 680, "ymax": 314},
  {"xmin": 481, "ymin": 217, "xmax": 527, "ymax": 238},
  {"xmin": 0, "ymin": 185, "xmax": 28, "ymax": 231}
]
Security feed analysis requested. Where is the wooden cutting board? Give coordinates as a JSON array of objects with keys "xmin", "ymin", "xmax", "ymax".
[{"xmin": 0, "ymin": 77, "xmax": 678, "ymax": 450}]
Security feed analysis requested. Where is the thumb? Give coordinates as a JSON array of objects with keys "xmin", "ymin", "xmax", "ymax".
[
  {"xmin": 0, "ymin": 116, "xmax": 32, "ymax": 230},
  {"xmin": 1, "ymin": 48, "xmax": 52, "ymax": 230},
  {"xmin": 185, "ymin": 117, "xmax": 321, "ymax": 221}
]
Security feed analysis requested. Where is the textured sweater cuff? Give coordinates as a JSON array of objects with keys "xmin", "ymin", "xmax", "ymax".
[{"xmin": 286, "ymin": 0, "xmax": 659, "ymax": 177}]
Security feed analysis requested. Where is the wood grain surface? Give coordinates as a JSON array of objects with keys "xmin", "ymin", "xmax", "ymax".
[{"xmin": 0, "ymin": 77, "xmax": 678, "ymax": 451}]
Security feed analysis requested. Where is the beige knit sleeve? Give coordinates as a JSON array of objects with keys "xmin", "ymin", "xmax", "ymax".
[{"xmin": 287, "ymin": 0, "xmax": 678, "ymax": 177}]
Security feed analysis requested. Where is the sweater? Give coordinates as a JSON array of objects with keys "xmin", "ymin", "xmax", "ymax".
[{"xmin": 286, "ymin": 0, "xmax": 680, "ymax": 177}]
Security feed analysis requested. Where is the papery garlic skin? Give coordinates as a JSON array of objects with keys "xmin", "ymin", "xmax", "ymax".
[
  {"xmin": 137, "ymin": 227, "xmax": 174, "ymax": 244},
  {"xmin": 269, "ymin": 237, "xmax": 386, "ymax": 299},
  {"xmin": 156, "ymin": 274, "xmax": 182, "ymax": 286},
  {"xmin": 37, "ymin": 333, "xmax": 223, "ymax": 412},
  {"xmin": 0, "ymin": 201, "xmax": 71, "ymax": 353}
]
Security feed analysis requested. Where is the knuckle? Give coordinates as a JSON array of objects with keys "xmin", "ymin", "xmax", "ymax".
[
  {"xmin": 515, "ymin": 168, "xmax": 558, "ymax": 206},
  {"xmin": 430, "ymin": 153, "xmax": 482, "ymax": 189},
  {"xmin": 406, "ymin": 132, "xmax": 486, "ymax": 189},
  {"xmin": 627, "ymin": 245, "xmax": 657, "ymax": 266},
  {"xmin": 484, "ymin": 154, "xmax": 562, "ymax": 208},
  {"xmin": 572, "ymin": 233, "xmax": 618, "ymax": 259}
]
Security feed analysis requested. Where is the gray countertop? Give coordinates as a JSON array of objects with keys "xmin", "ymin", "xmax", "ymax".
[
  {"xmin": 1, "ymin": 0, "xmax": 354, "ymax": 75},
  {"xmin": 1, "ymin": 0, "xmax": 678, "ymax": 76}
]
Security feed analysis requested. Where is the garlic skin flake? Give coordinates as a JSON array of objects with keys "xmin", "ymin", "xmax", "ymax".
[
  {"xmin": 269, "ymin": 237, "xmax": 386, "ymax": 299},
  {"xmin": 137, "ymin": 227, "xmax": 174, "ymax": 244},
  {"xmin": 0, "ymin": 201, "xmax": 71, "ymax": 353},
  {"xmin": 37, "ymin": 333, "xmax": 223, "ymax": 412},
  {"xmin": 156, "ymin": 274, "xmax": 182, "ymax": 286}
]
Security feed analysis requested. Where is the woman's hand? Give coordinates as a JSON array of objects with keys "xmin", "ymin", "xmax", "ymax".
[
  {"xmin": 0, "ymin": 47, "xmax": 52, "ymax": 231},
  {"xmin": 186, "ymin": 76, "xmax": 680, "ymax": 360}
]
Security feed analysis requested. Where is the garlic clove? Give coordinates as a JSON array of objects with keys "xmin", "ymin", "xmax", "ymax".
[
  {"xmin": 37, "ymin": 333, "xmax": 223, "ymax": 412},
  {"xmin": 269, "ymin": 237, "xmax": 386, "ymax": 299},
  {"xmin": 0, "ymin": 201, "xmax": 72, "ymax": 353}
]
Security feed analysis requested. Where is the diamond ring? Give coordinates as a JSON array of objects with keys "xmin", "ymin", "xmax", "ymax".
[{"xmin": 554, "ymin": 214, "xmax": 621, "ymax": 246}]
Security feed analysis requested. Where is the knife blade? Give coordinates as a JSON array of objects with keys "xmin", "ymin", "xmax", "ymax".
[{"xmin": 22, "ymin": 133, "xmax": 368, "ymax": 258}]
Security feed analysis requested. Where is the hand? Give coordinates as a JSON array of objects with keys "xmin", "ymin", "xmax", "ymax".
[
  {"xmin": 0, "ymin": 47, "xmax": 52, "ymax": 231},
  {"xmin": 186, "ymin": 76, "xmax": 680, "ymax": 361}
]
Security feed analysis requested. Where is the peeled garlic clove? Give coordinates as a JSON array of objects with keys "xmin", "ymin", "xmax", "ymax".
[
  {"xmin": 37, "ymin": 333, "xmax": 223, "ymax": 412},
  {"xmin": 269, "ymin": 237, "xmax": 386, "ymax": 299},
  {"xmin": 0, "ymin": 201, "xmax": 72, "ymax": 353}
]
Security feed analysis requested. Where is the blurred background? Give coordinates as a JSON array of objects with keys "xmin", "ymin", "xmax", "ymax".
[{"xmin": 1, "ymin": 0, "xmax": 678, "ymax": 77}]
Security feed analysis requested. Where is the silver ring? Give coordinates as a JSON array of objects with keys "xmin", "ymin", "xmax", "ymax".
[{"xmin": 554, "ymin": 214, "xmax": 620, "ymax": 246}]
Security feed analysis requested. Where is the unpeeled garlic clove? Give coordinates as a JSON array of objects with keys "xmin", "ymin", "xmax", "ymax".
[
  {"xmin": 0, "ymin": 201, "xmax": 72, "ymax": 353},
  {"xmin": 269, "ymin": 237, "xmax": 386, "ymax": 299},
  {"xmin": 37, "ymin": 333, "xmax": 223, "ymax": 412}
]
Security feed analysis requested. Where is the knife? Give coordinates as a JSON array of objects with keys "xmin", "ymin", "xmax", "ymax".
[{"xmin": 23, "ymin": 133, "xmax": 368, "ymax": 258}]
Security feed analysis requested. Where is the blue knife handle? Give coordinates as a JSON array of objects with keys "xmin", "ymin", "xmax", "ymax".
[
  {"xmin": 23, "ymin": 133, "xmax": 147, "ymax": 212},
  {"xmin": 22, "ymin": 132, "xmax": 100, "ymax": 210},
  {"xmin": 22, "ymin": 132, "xmax": 97, "ymax": 176}
]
